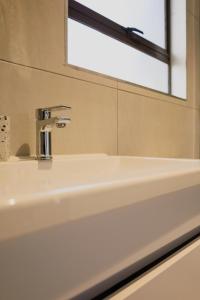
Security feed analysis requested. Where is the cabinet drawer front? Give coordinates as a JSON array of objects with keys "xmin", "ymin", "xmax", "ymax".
[{"xmin": 109, "ymin": 238, "xmax": 200, "ymax": 300}]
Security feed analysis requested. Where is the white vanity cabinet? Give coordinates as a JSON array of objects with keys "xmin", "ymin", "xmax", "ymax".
[{"xmin": 109, "ymin": 238, "xmax": 200, "ymax": 300}]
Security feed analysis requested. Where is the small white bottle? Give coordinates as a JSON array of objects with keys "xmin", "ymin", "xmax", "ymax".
[{"xmin": 0, "ymin": 115, "xmax": 10, "ymax": 161}]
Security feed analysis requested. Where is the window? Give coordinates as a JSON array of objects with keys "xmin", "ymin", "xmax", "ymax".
[{"xmin": 67, "ymin": 0, "xmax": 186, "ymax": 98}]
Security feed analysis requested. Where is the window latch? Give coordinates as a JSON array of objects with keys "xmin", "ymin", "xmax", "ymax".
[{"xmin": 125, "ymin": 27, "xmax": 144, "ymax": 35}]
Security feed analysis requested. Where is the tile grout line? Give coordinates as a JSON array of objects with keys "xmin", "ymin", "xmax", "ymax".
[
  {"xmin": 0, "ymin": 58, "xmax": 199, "ymax": 111},
  {"xmin": 0, "ymin": 58, "xmax": 117, "ymax": 91},
  {"xmin": 118, "ymin": 87, "xmax": 200, "ymax": 111}
]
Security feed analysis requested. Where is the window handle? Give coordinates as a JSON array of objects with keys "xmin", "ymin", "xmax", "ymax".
[{"xmin": 125, "ymin": 27, "xmax": 144, "ymax": 35}]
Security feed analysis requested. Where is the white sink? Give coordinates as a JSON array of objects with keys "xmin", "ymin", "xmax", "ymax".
[{"xmin": 1, "ymin": 154, "xmax": 200, "ymax": 300}]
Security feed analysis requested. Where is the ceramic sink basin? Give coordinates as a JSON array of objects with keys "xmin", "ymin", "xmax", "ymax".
[{"xmin": 0, "ymin": 154, "xmax": 200, "ymax": 300}]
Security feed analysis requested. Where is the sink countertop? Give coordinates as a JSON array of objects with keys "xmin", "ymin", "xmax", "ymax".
[{"xmin": 1, "ymin": 154, "xmax": 200, "ymax": 241}]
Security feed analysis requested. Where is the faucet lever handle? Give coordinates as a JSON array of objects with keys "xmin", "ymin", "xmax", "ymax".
[
  {"xmin": 46, "ymin": 105, "xmax": 71, "ymax": 112},
  {"xmin": 37, "ymin": 105, "xmax": 71, "ymax": 120}
]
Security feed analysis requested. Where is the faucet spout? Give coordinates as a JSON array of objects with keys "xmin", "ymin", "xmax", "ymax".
[{"xmin": 56, "ymin": 116, "xmax": 71, "ymax": 128}]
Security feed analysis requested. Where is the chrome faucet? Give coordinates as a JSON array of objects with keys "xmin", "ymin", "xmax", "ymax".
[{"xmin": 36, "ymin": 105, "xmax": 71, "ymax": 160}]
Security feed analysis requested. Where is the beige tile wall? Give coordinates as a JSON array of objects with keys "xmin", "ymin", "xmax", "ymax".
[
  {"xmin": 118, "ymin": 91, "xmax": 195, "ymax": 158},
  {"xmin": 0, "ymin": 0, "xmax": 199, "ymax": 158}
]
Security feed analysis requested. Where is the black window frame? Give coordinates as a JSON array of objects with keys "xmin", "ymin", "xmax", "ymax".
[{"xmin": 68, "ymin": 0, "xmax": 171, "ymax": 90}]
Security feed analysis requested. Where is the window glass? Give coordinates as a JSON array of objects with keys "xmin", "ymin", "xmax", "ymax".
[
  {"xmin": 171, "ymin": 0, "xmax": 186, "ymax": 99},
  {"xmin": 77, "ymin": 0, "xmax": 166, "ymax": 48},
  {"xmin": 68, "ymin": 19, "xmax": 168, "ymax": 93},
  {"xmin": 68, "ymin": 0, "xmax": 187, "ymax": 98}
]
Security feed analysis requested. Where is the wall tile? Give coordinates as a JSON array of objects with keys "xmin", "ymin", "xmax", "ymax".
[
  {"xmin": 187, "ymin": 13, "xmax": 200, "ymax": 109},
  {"xmin": 193, "ymin": 109, "xmax": 200, "ymax": 158},
  {"xmin": 187, "ymin": 0, "xmax": 200, "ymax": 20},
  {"xmin": 0, "ymin": 61, "xmax": 117, "ymax": 156},
  {"xmin": 118, "ymin": 91, "xmax": 195, "ymax": 158},
  {"xmin": 0, "ymin": 0, "xmax": 64, "ymax": 69}
]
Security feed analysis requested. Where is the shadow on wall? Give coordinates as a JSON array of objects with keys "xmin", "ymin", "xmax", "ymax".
[{"xmin": 16, "ymin": 143, "xmax": 30, "ymax": 156}]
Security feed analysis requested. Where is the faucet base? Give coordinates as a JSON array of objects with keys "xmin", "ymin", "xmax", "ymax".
[{"xmin": 36, "ymin": 155, "xmax": 53, "ymax": 161}]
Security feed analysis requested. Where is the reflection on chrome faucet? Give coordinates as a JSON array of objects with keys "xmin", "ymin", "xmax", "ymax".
[{"xmin": 36, "ymin": 105, "xmax": 71, "ymax": 160}]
